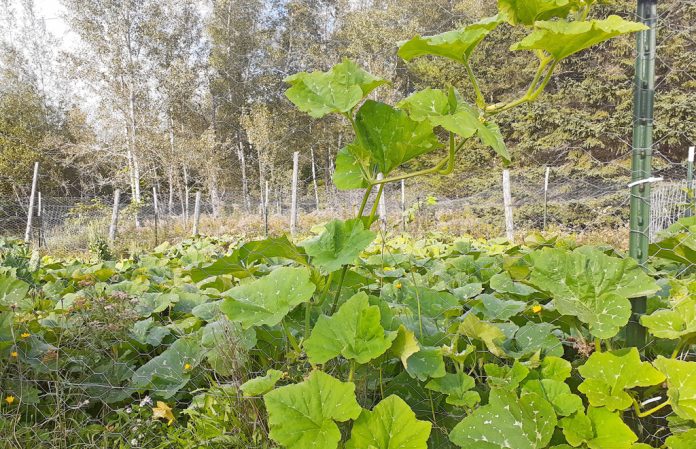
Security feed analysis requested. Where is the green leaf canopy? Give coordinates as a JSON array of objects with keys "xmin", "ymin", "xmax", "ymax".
[
  {"xmin": 527, "ymin": 247, "xmax": 659, "ymax": 338},
  {"xmin": 398, "ymin": 15, "xmax": 503, "ymax": 63},
  {"xmin": 220, "ymin": 266, "xmax": 316, "ymax": 329},
  {"xmin": 284, "ymin": 58, "xmax": 387, "ymax": 118},
  {"xmin": 346, "ymin": 395, "xmax": 432, "ymax": 449},
  {"xmin": 578, "ymin": 348, "xmax": 665, "ymax": 411},
  {"xmin": 355, "ymin": 100, "xmax": 441, "ymax": 175},
  {"xmin": 449, "ymin": 389, "xmax": 557, "ymax": 448},
  {"xmin": 426, "ymin": 372, "xmax": 480, "ymax": 408},
  {"xmin": 560, "ymin": 407, "xmax": 638, "ymax": 449},
  {"xmin": 0, "ymin": 274, "xmax": 30, "ymax": 311},
  {"xmin": 641, "ymin": 298, "xmax": 696, "ymax": 340},
  {"xmin": 397, "ymin": 88, "xmax": 510, "ymax": 161},
  {"xmin": 304, "ymin": 292, "xmax": 396, "ymax": 364},
  {"xmin": 654, "ymin": 357, "xmax": 696, "ymax": 422},
  {"xmin": 333, "ymin": 144, "xmax": 370, "ymax": 190},
  {"xmin": 511, "ymin": 16, "xmax": 649, "ymax": 60},
  {"xmin": 301, "ymin": 218, "xmax": 376, "ymax": 273},
  {"xmin": 498, "ymin": 0, "xmax": 577, "ymax": 26},
  {"xmin": 264, "ymin": 370, "xmax": 362, "ymax": 449}
]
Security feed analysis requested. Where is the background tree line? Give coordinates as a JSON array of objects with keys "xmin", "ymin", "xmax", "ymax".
[{"xmin": 0, "ymin": 0, "xmax": 694, "ymax": 210}]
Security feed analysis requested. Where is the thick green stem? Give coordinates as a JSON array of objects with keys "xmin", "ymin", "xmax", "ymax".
[
  {"xmin": 348, "ymin": 360, "xmax": 356, "ymax": 383},
  {"xmin": 594, "ymin": 338, "xmax": 602, "ymax": 353},
  {"xmin": 672, "ymin": 337, "xmax": 691, "ymax": 359},
  {"xmin": 304, "ymin": 301, "xmax": 312, "ymax": 342},
  {"xmin": 464, "ymin": 59, "xmax": 486, "ymax": 109},
  {"xmin": 485, "ymin": 58, "xmax": 557, "ymax": 116},
  {"xmin": 282, "ymin": 319, "xmax": 302, "ymax": 354},
  {"xmin": 372, "ymin": 139, "xmax": 466, "ymax": 185},
  {"xmin": 632, "ymin": 398, "xmax": 671, "ymax": 418}
]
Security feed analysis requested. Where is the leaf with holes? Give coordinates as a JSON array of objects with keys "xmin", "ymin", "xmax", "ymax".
[
  {"xmin": 527, "ymin": 247, "xmax": 659, "ymax": 338},
  {"xmin": 304, "ymin": 292, "xmax": 396, "ymax": 365},
  {"xmin": 511, "ymin": 16, "xmax": 648, "ymax": 60},
  {"xmin": 654, "ymin": 357, "xmax": 696, "ymax": 422},
  {"xmin": 285, "ymin": 58, "xmax": 387, "ymax": 118},
  {"xmin": 264, "ymin": 370, "xmax": 362, "ymax": 449},
  {"xmin": 301, "ymin": 218, "xmax": 376, "ymax": 273},
  {"xmin": 449, "ymin": 389, "xmax": 557, "ymax": 449},
  {"xmin": 578, "ymin": 348, "xmax": 665, "ymax": 411},
  {"xmin": 398, "ymin": 16, "xmax": 504, "ymax": 63},
  {"xmin": 346, "ymin": 395, "xmax": 432, "ymax": 449},
  {"xmin": 220, "ymin": 266, "xmax": 316, "ymax": 329}
]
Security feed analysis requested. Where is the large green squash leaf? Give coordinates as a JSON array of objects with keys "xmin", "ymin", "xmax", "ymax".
[
  {"xmin": 0, "ymin": 274, "xmax": 30, "ymax": 311},
  {"xmin": 527, "ymin": 247, "xmax": 659, "ymax": 338},
  {"xmin": 220, "ymin": 266, "xmax": 316, "ymax": 329},
  {"xmin": 187, "ymin": 235, "xmax": 308, "ymax": 282},
  {"xmin": 511, "ymin": 16, "xmax": 649, "ymax": 60},
  {"xmin": 333, "ymin": 145, "xmax": 370, "ymax": 190},
  {"xmin": 426, "ymin": 372, "xmax": 480, "ymax": 408},
  {"xmin": 641, "ymin": 298, "xmax": 696, "ymax": 340},
  {"xmin": 398, "ymin": 16, "xmax": 503, "ymax": 63},
  {"xmin": 304, "ymin": 292, "xmax": 396, "ymax": 364},
  {"xmin": 649, "ymin": 217, "xmax": 696, "ymax": 266},
  {"xmin": 240, "ymin": 369, "xmax": 284, "ymax": 397},
  {"xmin": 666, "ymin": 429, "xmax": 696, "ymax": 449},
  {"xmin": 449, "ymin": 389, "xmax": 556, "ymax": 448},
  {"xmin": 301, "ymin": 218, "xmax": 376, "ymax": 273},
  {"xmin": 406, "ymin": 346, "xmax": 447, "ymax": 381},
  {"xmin": 131, "ymin": 335, "xmax": 205, "ymax": 399},
  {"xmin": 560, "ymin": 407, "xmax": 638, "ymax": 449},
  {"xmin": 503, "ymin": 321, "xmax": 564, "ymax": 359},
  {"xmin": 523, "ymin": 378, "xmax": 582, "ymax": 416},
  {"xmin": 346, "ymin": 395, "xmax": 432, "ymax": 449},
  {"xmin": 578, "ymin": 348, "xmax": 665, "ymax": 411},
  {"xmin": 458, "ymin": 313, "xmax": 506, "ymax": 357},
  {"xmin": 264, "ymin": 370, "xmax": 362, "ymax": 449},
  {"xmin": 284, "ymin": 58, "xmax": 387, "ymax": 118},
  {"xmin": 390, "ymin": 324, "xmax": 420, "ymax": 369},
  {"xmin": 355, "ymin": 100, "xmax": 441, "ymax": 175},
  {"xmin": 498, "ymin": 0, "xmax": 577, "ymax": 26},
  {"xmin": 397, "ymin": 88, "xmax": 510, "ymax": 161},
  {"xmin": 654, "ymin": 357, "xmax": 696, "ymax": 422}
]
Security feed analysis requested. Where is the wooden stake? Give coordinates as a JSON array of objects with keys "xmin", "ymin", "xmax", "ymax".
[
  {"xmin": 311, "ymin": 147, "xmax": 320, "ymax": 211},
  {"xmin": 24, "ymin": 162, "xmax": 39, "ymax": 243},
  {"xmin": 290, "ymin": 151, "xmax": 299, "ymax": 236},
  {"xmin": 192, "ymin": 191, "xmax": 201, "ymax": 236},
  {"xmin": 502, "ymin": 169, "xmax": 514, "ymax": 241},
  {"xmin": 109, "ymin": 189, "xmax": 121, "ymax": 242},
  {"xmin": 543, "ymin": 166, "xmax": 550, "ymax": 231}
]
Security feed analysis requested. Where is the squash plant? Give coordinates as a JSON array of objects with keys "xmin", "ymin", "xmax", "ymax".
[{"xmin": 216, "ymin": 2, "xmax": 696, "ymax": 449}]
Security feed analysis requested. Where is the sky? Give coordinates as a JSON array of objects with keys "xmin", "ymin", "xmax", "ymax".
[{"xmin": 18, "ymin": 0, "xmax": 76, "ymax": 49}]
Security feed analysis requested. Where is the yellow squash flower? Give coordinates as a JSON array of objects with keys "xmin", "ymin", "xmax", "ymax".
[
  {"xmin": 152, "ymin": 401, "xmax": 175, "ymax": 425},
  {"xmin": 10, "ymin": 351, "xmax": 18, "ymax": 358},
  {"xmin": 20, "ymin": 333, "xmax": 30, "ymax": 338},
  {"xmin": 532, "ymin": 305, "xmax": 543, "ymax": 314},
  {"xmin": 184, "ymin": 363, "xmax": 192, "ymax": 371},
  {"xmin": 5, "ymin": 396, "xmax": 15, "ymax": 405}
]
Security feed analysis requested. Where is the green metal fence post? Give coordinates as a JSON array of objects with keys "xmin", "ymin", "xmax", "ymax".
[{"xmin": 627, "ymin": 0, "xmax": 657, "ymax": 350}]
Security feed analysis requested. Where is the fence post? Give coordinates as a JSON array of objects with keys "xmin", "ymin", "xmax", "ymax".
[
  {"xmin": 24, "ymin": 162, "xmax": 39, "ymax": 243},
  {"xmin": 401, "ymin": 179, "xmax": 406, "ymax": 231},
  {"xmin": 192, "ymin": 191, "xmax": 201, "ymax": 236},
  {"xmin": 37, "ymin": 191, "xmax": 44, "ymax": 247},
  {"xmin": 687, "ymin": 146, "xmax": 694, "ymax": 217},
  {"xmin": 502, "ymin": 169, "xmax": 514, "ymax": 242},
  {"xmin": 311, "ymin": 147, "xmax": 320, "ymax": 211},
  {"xmin": 290, "ymin": 151, "xmax": 299, "ymax": 236},
  {"xmin": 543, "ymin": 166, "xmax": 550, "ymax": 231},
  {"xmin": 264, "ymin": 181, "xmax": 270, "ymax": 237},
  {"xmin": 153, "ymin": 186, "xmax": 159, "ymax": 246},
  {"xmin": 109, "ymin": 189, "xmax": 121, "ymax": 242},
  {"xmin": 627, "ymin": 0, "xmax": 657, "ymax": 349},
  {"xmin": 377, "ymin": 173, "xmax": 387, "ymax": 231}
]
